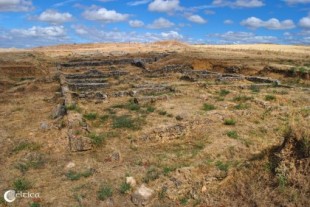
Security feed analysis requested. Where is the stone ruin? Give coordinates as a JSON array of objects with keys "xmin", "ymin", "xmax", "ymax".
[{"xmin": 55, "ymin": 54, "xmax": 286, "ymax": 152}]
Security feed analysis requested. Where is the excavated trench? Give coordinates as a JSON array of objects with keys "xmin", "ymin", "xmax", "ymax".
[{"xmin": 54, "ymin": 53, "xmax": 307, "ymax": 152}]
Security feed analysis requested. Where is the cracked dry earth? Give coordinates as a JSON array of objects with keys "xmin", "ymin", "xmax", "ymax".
[{"xmin": 0, "ymin": 42, "xmax": 309, "ymax": 207}]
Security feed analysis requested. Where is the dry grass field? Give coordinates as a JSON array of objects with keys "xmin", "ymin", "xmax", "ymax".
[{"xmin": 0, "ymin": 42, "xmax": 309, "ymax": 207}]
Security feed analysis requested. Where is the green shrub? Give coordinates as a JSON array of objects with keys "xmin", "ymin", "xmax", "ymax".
[
  {"xmin": 163, "ymin": 167, "xmax": 174, "ymax": 176},
  {"xmin": 224, "ymin": 119, "xmax": 236, "ymax": 125},
  {"xmin": 112, "ymin": 101, "xmax": 140, "ymax": 111},
  {"xmin": 83, "ymin": 112, "xmax": 97, "ymax": 120},
  {"xmin": 88, "ymin": 133, "xmax": 106, "ymax": 146},
  {"xmin": 215, "ymin": 161, "xmax": 229, "ymax": 172},
  {"xmin": 180, "ymin": 197, "xmax": 188, "ymax": 205},
  {"xmin": 99, "ymin": 115, "xmax": 109, "ymax": 123},
  {"xmin": 66, "ymin": 169, "xmax": 93, "ymax": 181},
  {"xmin": 13, "ymin": 178, "xmax": 31, "ymax": 191},
  {"xmin": 66, "ymin": 104, "xmax": 80, "ymax": 112},
  {"xmin": 146, "ymin": 106, "xmax": 155, "ymax": 113},
  {"xmin": 250, "ymin": 85, "xmax": 260, "ymax": 93},
  {"xmin": 233, "ymin": 95, "xmax": 253, "ymax": 102},
  {"xmin": 98, "ymin": 186, "xmax": 113, "ymax": 201},
  {"xmin": 202, "ymin": 103, "xmax": 216, "ymax": 111},
  {"xmin": 12, "ymin": 141, "xmax": 41, "ymax": 153},
  {"xmin": 226, "ymin": 131, "xmax": 239, "ymax": 139},
  {"xmin": 30, "ymin": 202, "xmax": 41, "ymax": 207},
  {"xmin": 265, "ymin": 95, "xmax": 276, "ymax": 101},
  {"xmin": 234, "ymin": 103, "xmax": 249, "ymax": 110},
  {"xmin": 119, "ymin": 182, "xmax": 131, "ymax": 194},
  {"xmin": 112, "ymin": 115, "xmax": 143, "ymax": 130},
  {"xmin": 219, "ymin": 89, "xmax": 230, "ymax": 96},
  {"xmin": 143, "ymin": 166, "xmax": 160, "ymax": 183}
]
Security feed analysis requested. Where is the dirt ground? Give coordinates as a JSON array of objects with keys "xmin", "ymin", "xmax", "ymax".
[{"xmin": 0, "ymin": 42, "xmax": 309, "ymax": 207}]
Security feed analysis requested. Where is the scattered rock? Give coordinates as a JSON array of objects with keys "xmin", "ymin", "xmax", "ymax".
[
  {"xmin": 40, "ymin": 122, "xmax": 49, "ymax": 130},
  {"xmin": 126, "ymin": 177, "xmax": 137, "ymax": 188},
  {"xmin": 175, "ymin": 115, "xmax": 184, "ymax": 121},
  {"xmin": 69, "ymin": 136, "xmax": 92, "ymax": 152},
  {"xmin": 111, "ymin": 151, "xmax": 121, "ymax": 161},
  {"xmin": 201, "ymin": 186, "xmax": 207, "ymax": 193},
  {"xmin": 129, "ymin": 90, "xmax": 137, "ymax": 97},
  {"xmin": 66, "ymin": 162, "xmax": 76, "ymax": 169},
  {"xmin": 131, "ymin": 184, "xmax": 154, "ymax": 206},
  {"xmin": 51, "ymin": 103, "xmax": 66, "ymax": 119},
  {"xmin": 225, "ymin": 66, "xmax": 241, "ymax": 73},
  {"xmin": 132, "ymin": 59, "xmax": 146, "ymax": 69}
]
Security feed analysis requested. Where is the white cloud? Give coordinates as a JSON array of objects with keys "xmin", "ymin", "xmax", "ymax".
[
  {"xmin": 241, "ymin": 17, "xmax": 295, "ymax": 30},
  {"xmin": 147, "ymin": 17, "xmax": 174, "ymax": 29},
  {"xmin": 284, "ymin": 0, "xmax": 310, "ymax": 4},
  {"xmin": 187, "ymin": 15, "xmax": 207, "ymax": 24},
  {"xmin": 148, "ymin": 0, "xmax": 182, "ymax": 13},
  {"xmin": 83, "ymin": 7, "xmax": 129, "ymax": 23},
  {"xmin": 127, "ymin": 0, "xmax": 151, "ymax": 6},
  {"xmin": 11, "ymin": 26, "xmax": 66, "ymax": 38},
  {"xmin": 204, "ymin": 10, "xmax": 215, "ymax": 15},
  {"xmin": 0, "ymin": 0, "xmax": 33, "ymax": 12},
  {"xmin": 160, "ymin": 31, "xmax": 183, "ymax": 39},
  {"xmin": 208, "ymin": 31, "xmax": 277, "ymax": 44},
  {"xmin": 129, "ymin": 20, "xmax": 144, "ymax": 27},
  {"xmin": 35, "ymin": 10, "xmax": 73, "ymax": 24},
  {"xmin": 224, "ymin": 19, "xmax": 234, "ymax": 24},
  {"xmin": 299, "ymin": 16, "xmax": 310, "ymax": 29},
  {"xmin": 212, "ymin": 0, "xmax": 264, "ymax": 8},
  {"xmin": 73, "ymin": 25, "xmax": 183, "ymax": 42}
]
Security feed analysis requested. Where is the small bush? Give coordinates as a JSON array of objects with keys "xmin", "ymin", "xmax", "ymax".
[
  {"xmin": 158, "ymin": 110, "xmax": 167, "ymax": 115},
  {"xmin": 226, "ymin": 131, "xmax": 239, "ymax": 139},
  {"xmin": 66, "ymin": 104, "xmax": 80, "ymax": 112},
  {"xmin": 234, "ymin": 103, "xmax": 249, "ymax": 110},
  {"xmin": 143, "ymin": 166, "xmax": 160, "ymax": 183},
  {"xmin": 98, "ymin": 186, "xmax": 113, "ymax": 201},
  {"xmin": 30, "ymin": 202, "xmax": 41, "ymax": 207},
  {"xmin": 66, "ymin": 169, "xmax": 94, "ymax": 181},
  {"xmin": 250, "ymin": 85, "xmax": 260, "ymax": 93},
  {"xmin": 112, "ymin": 115, "xmax": 144, "ymax": 130},
  {"xmin": 163, "ymin": 167, "xmax": 174, "ymax": 176},
  {"xmin": 224, "ymin": 119, "xmax": 236, "ymax": 126},
  {"xmin": 215, "ymin": 161, "xmax": 229, "ymax": 172},
  {"xmin": 119, "ymin": 182, "xmax": 131, "ymax": 194},
  {"xmin": 112, "ymin": 101, "xmax": 140, "ymax": 111},
  {"xmin": 83, "ymin": 112, "xmax": 97, "ymax": 120},
  {"xmin": 88, "ymin": 133, "xmax": 106, "ymax": 146},
  {"xmin": 12, "ymin": 141, "xmax": 41, "ymax": 153},
  {"xmin": 202, "ymin": 103, "xmax": 216, "ymax": 111},
  {"xmin": 180, "ymin": 197, "xmax": 188, "ymax": 205},
  {"xmin": 146, "ymin": 106, "xmax": 155, "ymax": 113},
  {"xmin": 99, "ymin": 115, "xmax": 109, "ymax": 123},
  {"xmin": 219, "ymin": 89, "xmax": 230, "ymax": 96},
  {"xmin": 265, "ymin": 95, "xmax": 276, "ymax": 101},
  {"xmin": 233, "ymin": 95, "xmax": 253, "ymax": 102},
  {"xmin": 13, "ymin": 178, "xmax": 31, "ymax": 191}
]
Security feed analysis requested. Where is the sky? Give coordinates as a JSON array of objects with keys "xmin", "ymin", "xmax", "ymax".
[{"xmin": 0, "ymin": 0, "xmax": 310, "ymax": 48}]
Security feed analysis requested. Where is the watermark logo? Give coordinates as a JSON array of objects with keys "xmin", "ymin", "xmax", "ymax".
[
  {"xmin": 4, "ymin": 190, "xmax": 16, "ymax": 203},
  {"xmin": 3, "ymin": 190, "xmax": 40, "ymax": 203}
]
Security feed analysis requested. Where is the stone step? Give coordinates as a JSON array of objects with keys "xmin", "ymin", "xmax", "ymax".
[
  {"xmin": 66, "ymin": 78, "xmax": 107, "ymax": 83},
  {"xmin": 68, "ymin": 83, "xmax": 110, "ymax": 91}
]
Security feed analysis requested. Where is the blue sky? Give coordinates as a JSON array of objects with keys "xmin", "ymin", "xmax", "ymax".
[{"xmin": 0, "ymin": 0, "xmax": 310, "ymax": 48}]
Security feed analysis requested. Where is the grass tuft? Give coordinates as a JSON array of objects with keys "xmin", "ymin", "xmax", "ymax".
[
  {"xmin": 224, "ymin": 119, "xmax": 236, "ymax": 126},
  {"xmin": 202, "ymin": 103, "xmax": 216, "ymax": 111}
]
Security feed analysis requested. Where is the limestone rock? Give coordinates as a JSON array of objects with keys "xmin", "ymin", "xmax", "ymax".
[
  {"xmin": 126, "ymin": 177, "xmax": 137, "ymax": 188},
  {"xmin": 51, "ymin": 103, "xmax": 66, "ymax": 119},
  {"xmin": 131, "ymin": 184, "xmax": 154, "ymax": 206},
  {"xmin": 69, "ymin": 136, "xmax": 92, "ymax": 152}
]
